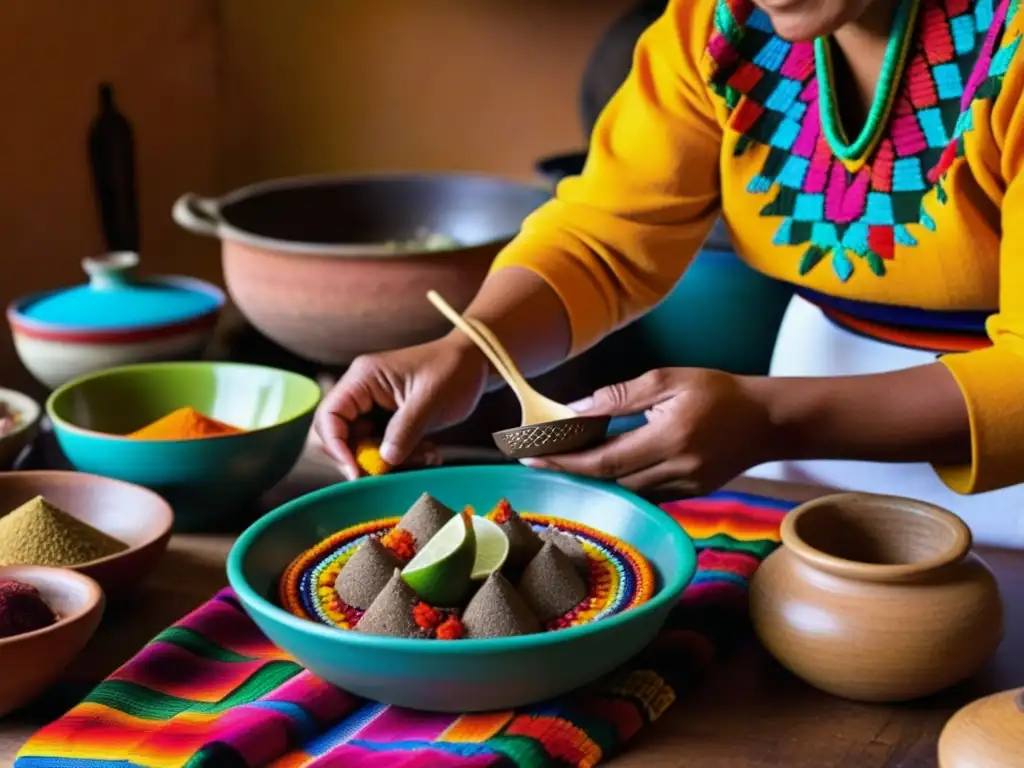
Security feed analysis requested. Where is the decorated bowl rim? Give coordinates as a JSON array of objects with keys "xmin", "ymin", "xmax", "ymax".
[
  {"xmin": 44, "ymin": 361, "xmax": 322, "ymax": 443},
  {"xmin": 227, "ymin": 465, "xmax": 697, "ymax": 654}
]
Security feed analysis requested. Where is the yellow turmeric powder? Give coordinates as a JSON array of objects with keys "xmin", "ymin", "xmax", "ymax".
[
  {"xmin": 127, "ymin": 406, "xmax": 243, "ymax": 440},
  {"xmin": 355, "ymin": 439, "xmax": 391, "ymax": 476}
]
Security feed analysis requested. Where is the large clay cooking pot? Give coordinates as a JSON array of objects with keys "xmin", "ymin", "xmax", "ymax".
[
  {"xmin": 750, "ymin": 492, "xmax": 1003, "ymax": 703},
  {"xmin": 173, "ymin": 174, "xmax": 550, "ymax": 365}
]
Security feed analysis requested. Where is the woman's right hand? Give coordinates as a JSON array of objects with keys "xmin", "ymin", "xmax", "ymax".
[{"xmin": 314, "ymin": 334, "xmax": 490, "ymax": 480}]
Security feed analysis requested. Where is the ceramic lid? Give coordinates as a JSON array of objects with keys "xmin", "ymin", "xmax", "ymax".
[{"xmin": 16, "ymin": 252, "xmax": 223, "ymax": 331}]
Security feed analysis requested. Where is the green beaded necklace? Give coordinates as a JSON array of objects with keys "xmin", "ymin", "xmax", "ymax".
[{"xmin": 815, "ymin": 0, "xmax": 921, "ymax": 166}]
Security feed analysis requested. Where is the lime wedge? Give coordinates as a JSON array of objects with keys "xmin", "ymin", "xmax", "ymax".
[
  {"xmin": 401, "ymin": 509, "xmax": 476, "ymax": 605},
  {"xmin": 470, "ymin": 516, "xmax": 509, "ymax": 580}
]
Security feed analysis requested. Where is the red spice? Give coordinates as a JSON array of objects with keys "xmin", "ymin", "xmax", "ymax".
[
  {"xmin": 0, "ymin": 580, "xmax": 57, "ymax": 639},
  {"xmin": 490, "ymin": 499, "xmax": 514, "ymax": 525},
  {"xmin": 435, "ymin": 615, "xmax": 465, "ymax": 640},
  {"xmin": 380, "ymin": 528, "xmax": 416, "ymax": 561},
  {"xmin": 413, "ymin": 602, "xmax": 443, "ymax": 631}
]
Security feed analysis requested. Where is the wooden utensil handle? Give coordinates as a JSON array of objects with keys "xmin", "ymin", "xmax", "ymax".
[
  {"xmin": 465, "ymin": 318, "xmax": 521, "ymax": 384},
  {"xmin": 425, "ymin": 291, "xmax": 522, "ymax": 392}
]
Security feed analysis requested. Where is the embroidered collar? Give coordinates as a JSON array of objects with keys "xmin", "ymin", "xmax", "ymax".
[{"xmin": 707, "ymin": 0, "xmax": 1021, "ymax": 282}]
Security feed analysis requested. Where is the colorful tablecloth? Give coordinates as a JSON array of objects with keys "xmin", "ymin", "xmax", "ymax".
[{"xmin": 15, "ymin": 490, "xmax": 794, "ymax": 768}]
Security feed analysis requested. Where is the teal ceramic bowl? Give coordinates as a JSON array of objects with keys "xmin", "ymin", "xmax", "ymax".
[
  {"xmin": 227, "ymin": 465, "xmax": 696, "ymax": 712},
  {"xmin": 46, "ymin": 362, "xmax": 321, "ymax": 531}
]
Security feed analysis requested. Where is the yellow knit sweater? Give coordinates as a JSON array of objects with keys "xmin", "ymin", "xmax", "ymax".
[{"xmin": 491, "ymin": 0, "xmax": 1024, "ymax": 495}]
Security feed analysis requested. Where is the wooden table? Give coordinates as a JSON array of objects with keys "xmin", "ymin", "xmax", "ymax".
[{"xmin": 0, "ymin": 447, "xmax": 1021, "ymax": 767}]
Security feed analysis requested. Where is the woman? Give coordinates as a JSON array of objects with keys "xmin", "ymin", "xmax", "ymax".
[{"xmin": 316, "ymin": 0, "xmax": 1024, "ymax": 547}]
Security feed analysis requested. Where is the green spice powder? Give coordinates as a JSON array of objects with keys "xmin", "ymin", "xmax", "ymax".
[{"xmin": 0, "ymin": 495, "xmax": 128, "ymax": 567}]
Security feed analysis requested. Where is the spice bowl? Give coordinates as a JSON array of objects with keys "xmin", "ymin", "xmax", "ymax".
[
  {"xmin": 227, "ymin": 465, "xmax": 697, "ymax": 712},
  {"xmin": 0, "ymin": 387, "xmax": 42, "ymax": 470},
  {"xmin": 0, "ymin": 565, "xmax": 104, "ymax": 717},
  {"xmin": 0, "ymin": 471, "xmax": 173, "ymax": 596},
  {"xmin": 750, "ymin": 492, "xmax": 1004, "ymax": 703},
  {"xmin": 46, "ymin": 361, "xmax": 322, "ymax": 531}
]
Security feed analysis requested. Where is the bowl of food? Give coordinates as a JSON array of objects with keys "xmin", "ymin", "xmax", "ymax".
[
  {"xmin": 227, "ymin": 464, "xmax": 696, "ymax": 712},
  {"xmin": 0, "ymin": 388, "xmax": 42, "ymax": 470},
  {"xmin": 172, "ymin": 173, "xmax": 550, "ymax": 365},
  {"xmin": 7, "ymin": 252, "xmax": 224, "ymax": 390},
  {"xmin": 46, "ymin": 362, "xmax": 321, "ymax": 532},
  {"xmin": 0, "ymin": 471, "xmax": 173, "ymax": 597},
  {"xmin": 0, "ymin": 564, "xmax": 105, "ymax": 717}
]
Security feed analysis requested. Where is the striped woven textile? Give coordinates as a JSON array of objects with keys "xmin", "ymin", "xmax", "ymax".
[{"xmin": 15, "ymin": 490, "xmax": 793, "ymax": 768}]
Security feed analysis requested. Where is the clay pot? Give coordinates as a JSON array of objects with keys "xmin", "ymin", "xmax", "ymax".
[
  {"xmin": 750, "ymin": 492, "xmax": 1003, "ymax": 703},
  {"xmin": 938, "ymin": 688, "xmax": 1024, "ymax": 766},
  {"xmin": 173, "ymin": 174, "xmax": 550, "ymax": 366}
]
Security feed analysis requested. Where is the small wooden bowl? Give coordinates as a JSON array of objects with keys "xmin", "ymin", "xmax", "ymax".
[
  {"xmin": 750, "ymin": 492, "xmax": 1003, "ymax": 702},
  {"xmin": 0, "ymin": 388, "xmax": 42, "ymax": 470},
  {"xmin": 938, "ymin": 687, "xmax": 1024, "ymax": 766},
  {"xmin": 0, "ymin": 471, "xmax": 174, "ymax": 597},
  {"xmin": 0, "ymin": 565, "xmax": 104, "ymax": 717},
  {"xmin": 492, "ymin": 416, "xmax": 611, "ymax": 459}
]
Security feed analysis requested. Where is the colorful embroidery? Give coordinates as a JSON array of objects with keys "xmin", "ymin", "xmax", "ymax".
[{"xmin": 708, "ymin": 0, "xmax": 1021, "ymax": 281}]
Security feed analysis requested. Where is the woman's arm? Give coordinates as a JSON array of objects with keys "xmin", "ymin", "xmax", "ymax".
[
  {"xmin": 747, "ymin": 363, "xmax": 971, "ymax": 466},
  {"xmin": 460, "ymin": 0, "xmax": 723, "ymax": 368}
]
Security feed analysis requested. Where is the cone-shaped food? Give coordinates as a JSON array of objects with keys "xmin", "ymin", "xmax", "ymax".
[
  {"xmin": 335, "ymin": 538, "xmax": 400, "ymax": 610},
  {"xmin": 462, "ymin": 572, "xmax": 541, "ymax": 638},
  {"xmin": 489, "ymin": 499, "xmax": 542, "ymax": 572},
  {"xmin": 518, "ymin": 542, "xmax": 587, "ymax": 622},
  {"xmin": 396, "ymin": 492, "xmax": 456, "ymax": 547},
  {"xmin": 540, "ymin": 528, "xmax": 589, "ymax": 576},
  {"xmin": 355, "ymin": 568, "xmax": 422, "ymax": 638}
]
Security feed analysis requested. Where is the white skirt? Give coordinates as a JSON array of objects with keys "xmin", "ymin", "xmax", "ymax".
[{"xmin": 746, "ymin": 294, "xmax": 1024, "ymax": 549}]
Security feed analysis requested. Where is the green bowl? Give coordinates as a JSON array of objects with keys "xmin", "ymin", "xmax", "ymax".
[
  {"xmin": 46, "ymin": 362, "xmax": 321, "ymax": 531},
  {"xmin": 227, "ymin": 465, "xmax": 696, "ymax": 712}
]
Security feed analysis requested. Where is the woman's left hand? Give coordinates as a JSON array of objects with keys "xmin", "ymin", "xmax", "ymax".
[{"xmin": 521, "ymin": 368, "xmax": 776, "ymax": 495}]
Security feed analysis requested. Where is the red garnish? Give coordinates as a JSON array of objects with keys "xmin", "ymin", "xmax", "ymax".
[
  {"xmin": 381, "ymin": 528, "xmax": 416, "ymax": 560},
  {"xmin": 413, "ymin": 602, "xmax": 443, "ymax": 630},
  {"xmin": 490, "ymin": 499, "xmax": 514, "ymax": 525},
  {"xmin": 436, "ymin": 615, "xmax": 465, "ymax": 640}
]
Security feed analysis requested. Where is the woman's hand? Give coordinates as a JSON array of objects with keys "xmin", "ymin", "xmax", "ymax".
[
  {"xmin": 522, "ymin": 368, "xmax": 775, "ymax": 494},
  {"xmin": 314, "ymin": 335, "xmax": 490, "ymax": 480}
]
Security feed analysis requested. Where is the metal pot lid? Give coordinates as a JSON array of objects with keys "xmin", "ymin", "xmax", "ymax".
[{"xmin": 15, "ymin": 252, "xmax": 223, "ymax": 331}]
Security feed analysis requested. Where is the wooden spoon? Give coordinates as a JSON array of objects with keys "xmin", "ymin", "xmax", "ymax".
[
  {"xmin": 425, "ymin": 290, "xmax": 609, "ymax": 459},
  {"xmin": 426, "ymin": 290, "xmax": 573, "ymax": 424}
]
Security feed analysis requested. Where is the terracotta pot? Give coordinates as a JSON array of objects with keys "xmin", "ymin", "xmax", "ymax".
[
  {"xmin": 750, "ymin": 492, "xmax": 1003, "ymax": 703},
  {"xmin": 173, "ymin": 173, "xmax": 550, "ymax": 365},
  {"xmin": 0, "ymin": 565, "xmax": 104, "ymax": 717}
]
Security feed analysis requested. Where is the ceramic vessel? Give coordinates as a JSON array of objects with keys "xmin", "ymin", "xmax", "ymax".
[
  {"xmin": 938, "ymin": 687, "xmax": 1024, "ymax": 766},
  {"xmin": 47, "ymin": 362, "xmax": 321, "ymax": 532},
  {"xmin": 228, "ymin": 465, "xmax": 696, "ymax": 712},
  {"xmin": 0, "ymin": 470, "xmax": 173, "ymax": 597},
  {"xmin": 7, "ymin": 252, "xmax": 224, "ymax": 389},
  {"xmin": 0, "ymin": 388, "xmax": 42, "ymax": 470},
  {"xmin": 0, "ymin": 565, "xmax": 104, "ymax": 717},
  {"xmin": 172, "ymin": 173, "xmax": 550, "ymax": 365},
  {"xmin": 750, "ymin": 492, "xmax": 1003, "ymax": 703}
]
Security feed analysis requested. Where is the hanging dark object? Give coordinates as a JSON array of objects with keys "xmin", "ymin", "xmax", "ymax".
[{"xmin": 88, "ymin": 83, "xmax": 140, "ymax": 253}]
